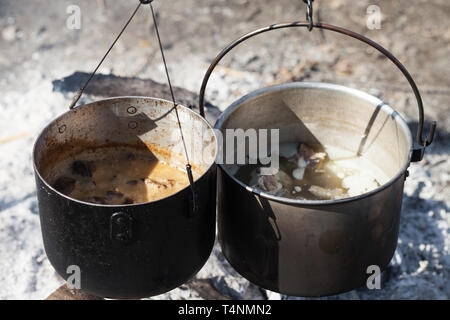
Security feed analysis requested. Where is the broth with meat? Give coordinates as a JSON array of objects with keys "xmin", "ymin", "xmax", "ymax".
[
  {"xmin": 43, "ymin": 146, "xmax": 199, "ymax": 205},
  {"xmin": 233, "ymin": 142, "xmax": 389, "ymax": 200}
]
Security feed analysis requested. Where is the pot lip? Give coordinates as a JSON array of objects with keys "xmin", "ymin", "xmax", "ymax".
[
  {"xmin": 214, "ymin": 81, "xmax": 413, "ymax": 206},
  {"xmin": 32, "ymin": 96, "xmax": 218, "ymax": 208}
]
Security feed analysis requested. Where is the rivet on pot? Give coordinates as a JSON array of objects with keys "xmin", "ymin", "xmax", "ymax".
[
  {"xmin": 127, "ymin": 106, "xmax": 137, "ymax": 114},
  {"xmin": 117, "ymin": 217, "xmax": 126, "ymax": 225},
  {"xmin": 115, "ymin": 233, "xmax": 126, "ymax": 241},
  {"xmin": 128, "ymin": 121, "xmax": 138, "ymax": 129},
  {"xmin": 58, "ymin": 125, "xmax": 67, "ymax": 134}
]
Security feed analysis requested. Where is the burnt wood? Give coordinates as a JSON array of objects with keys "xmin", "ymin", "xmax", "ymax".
[{"xmin": 46, "ymin": 284, "xmax": 104, "ymax": 300}]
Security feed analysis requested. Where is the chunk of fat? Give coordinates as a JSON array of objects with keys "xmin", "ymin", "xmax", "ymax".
[
  {"xmin": 293, "ymin": 167, "xmax": 305, "ymax": 180},
  {"xmin": 309, "ymin": 185, "xmax": 345, "ymax": 199},
  {"xmin": 257, "ymin": 175, "xmax": 283, "ymax": 193},
  {"xmin": 292, "ymin": 148, "xmax": 311, "ymax": 181},
  {"xmin": 323, "ymin": 145, "xmax": 355, "ymax": 159},
  {"xmin": 297, "ymin": 157, "xmax": 308, "ymax": 168},
  {"xmin": 334, "ymin": 157, "xmax": 388, "ymax": 184},
  {"xmin": 342, "ymin": 175, "xmax": 379, "ymax": 197},
  {"xmin": 324, "ymin": 145, "xmax": 389, "ymax": 186}
]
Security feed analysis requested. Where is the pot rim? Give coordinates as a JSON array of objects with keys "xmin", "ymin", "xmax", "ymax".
[
  {"xmin": 32, "ymin": 96, "xmax": 218, "ymax": 208},
  {"xmin": 214, "ymin": 81, "xmax": 413, "ymax": 206}
]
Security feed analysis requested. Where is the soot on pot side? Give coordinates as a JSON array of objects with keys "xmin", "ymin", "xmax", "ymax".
[
  {"xmin": 233, "ymin": 142, "xmax": 389, "ymax": 201},
  {"xmin": 43, "ymin": 145, "xmax": 203, "ymax": 205}
]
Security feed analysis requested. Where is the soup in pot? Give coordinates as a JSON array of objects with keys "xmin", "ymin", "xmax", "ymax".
[
  {"xmin": 232, "ymin": 142, "xmax": 389, "ymax": 201},
  {"xmin": 43, "ymin": 146, "xmax": 200, "ymax": 205}
]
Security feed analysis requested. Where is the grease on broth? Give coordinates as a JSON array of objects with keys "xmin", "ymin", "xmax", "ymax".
[{"xmin": 44, "ymin": 146, "xmax": 200, "ymax": 205}]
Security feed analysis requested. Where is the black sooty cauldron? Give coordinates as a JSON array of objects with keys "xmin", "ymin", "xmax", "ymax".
[{"xmin": 33, "ymin": 97, "xmax": 217, "ymax": 298}]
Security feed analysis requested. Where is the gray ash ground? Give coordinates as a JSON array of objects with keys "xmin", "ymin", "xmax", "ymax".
[{"xmin": 0, "ymin": 0, "xmax": 448, "ymax": 299}]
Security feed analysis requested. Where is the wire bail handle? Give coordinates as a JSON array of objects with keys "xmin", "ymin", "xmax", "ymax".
[
  {"xmin": 298, "ymin": 0, "xmax": 434, "ymax": 156},
  {"xmin": 298, "ymin": 0, "xmax": 435, "ymax": 155},
  {"xmin": 199, "ymin": 22, "xmax": 436, "ymax": 162}
]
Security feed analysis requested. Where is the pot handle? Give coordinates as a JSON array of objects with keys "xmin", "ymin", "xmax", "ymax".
[{"xmin": 198, "ymin": 22, "xmax": 436, "ymax": 162}]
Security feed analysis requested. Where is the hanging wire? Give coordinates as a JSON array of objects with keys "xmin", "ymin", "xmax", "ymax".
[
  {"xmin": 69, "ymin": 2, "xmax": 143, "ymax": 109},
  {"xmin": 149, "ymin": 3, "xmax": 190, "ymax": 165},
  {"xmin": 149, "ymin": 2, "xmax": 198, "ymax": 213},
  {"xmin": 67, "ymin": 0, "xmax": 198, "ymax": 213}
]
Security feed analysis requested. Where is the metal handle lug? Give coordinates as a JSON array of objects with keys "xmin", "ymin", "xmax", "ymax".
[
  {"xmin": 411, "ymin": 146, "xmax": 425, "ymax": 163},
  {"xmin": 110, "ymin": 212, "xmax": 133, "ymax": 244}
]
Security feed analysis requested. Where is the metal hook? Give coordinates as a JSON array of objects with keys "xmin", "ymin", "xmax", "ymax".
[{"xmin": 303, "ymin": 0, "xmax": 314, "ymax": 31}]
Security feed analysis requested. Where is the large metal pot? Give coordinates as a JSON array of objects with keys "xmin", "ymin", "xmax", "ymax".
[
  {"xmin": 33, "ymin": 97, "xmax": 217, "ymax": 299},
  {"xmin": 216, "ymin": 82, "xmax": 412, "ymax": 296},
  {"xmin": 199, "ymin": 22, "xmax": 435, "ymax": 296}
]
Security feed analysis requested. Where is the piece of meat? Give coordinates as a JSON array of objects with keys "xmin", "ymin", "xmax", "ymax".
[
  {"xmin": 72, "ymin": 160, "xmax": 94, "ymax": 177},
  {"xmin": 257, "ymin": 175, "xmax": 283, "ymax": 194},
  {"xmin": 123, "ymin": 197, "xmax": 134, "ymax": 204},
  {"xmin": 92, "ymin": 196, "xmax": 107, "ymax": 204},
  {"xmin": 308, "ymin": 152, "xmax": 327, "ymax": 170},
  {"xmin": 308, "ymin": 185, "xmax": 345, "ymax": 200},
  {"xmin": 277, "ymin": 170, "xmax": 294, "ymax": 190},
  {"xmin": 106, "ymin": 190, "xmax": 124, "ymax": 199},
  {"xmin": 298, "ymin": 143, "xmax": 316, "ymax": 159},
  {"xmin": 294, "ymin": 144, "xmax": 327, "ymax": 171},
  {"xmin": 53, "ymin": 177, "xmax": 76, "ymax": 195}
]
